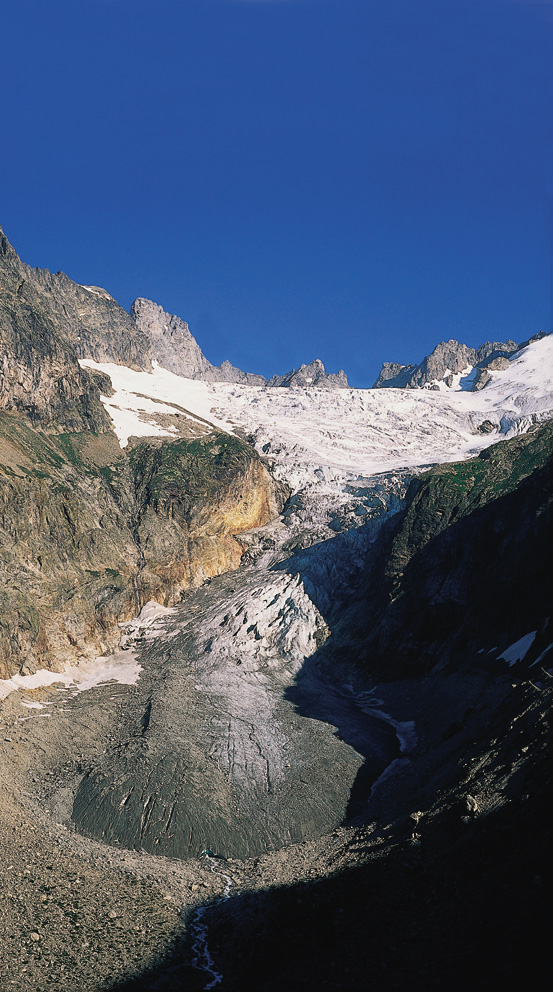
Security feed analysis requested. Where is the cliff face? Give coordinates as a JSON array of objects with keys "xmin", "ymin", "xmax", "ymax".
[
  {"xmin": 127, "ymin": 433, "xmax": 285, "ymax": 604},
  {"xmin": 348, "ymin": 420, "xmax": 553, "ymax": 677},
  {"xmin": 0, "ymin": 421, "xmax": 284, "ymax": 680},
  {"xmin": 0, "ymin": 226, "xmax": 151, "ymax": 373},
  {"xmin": 131, "ymin": 297, "xmax": 266, "ymax": 384},
  {"xmin": 0, "ymin": 229, "xmax": 111, "ymax": 432}
]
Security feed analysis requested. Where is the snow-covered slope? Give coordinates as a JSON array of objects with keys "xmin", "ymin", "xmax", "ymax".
[{"xmin": 81, "ymin": 334, "xmax": 553, "ymax": 488}]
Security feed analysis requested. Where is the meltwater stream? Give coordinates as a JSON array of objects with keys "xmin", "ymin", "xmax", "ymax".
[{"xmin": 189, "ymin": 854, "xmax": 236, "ymax": 989}]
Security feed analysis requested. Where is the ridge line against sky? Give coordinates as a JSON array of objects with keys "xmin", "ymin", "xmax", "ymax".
[{"xmin": 1, "ymin": 0, "xmax": 552, "ymax": 387}]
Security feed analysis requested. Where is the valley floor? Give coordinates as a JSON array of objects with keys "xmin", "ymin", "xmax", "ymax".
[
  {"xmin": 1, "ymin": 589, "xmax": 550, "ymax": 991},
  {"xmin": 1, "ymin": 340, "xmax": 552, "ymax": 990}
]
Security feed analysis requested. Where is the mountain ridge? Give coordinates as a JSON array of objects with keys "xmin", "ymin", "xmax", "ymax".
[
  {"xmin": 372, "ymin": 334, "xmax": 548, "ymax": 392},
  {"xmin": 0, "ymin": 225, "xmax": 349, "ymax": 390},
  {"xmin": 0, "ymin": 221, "xmax": 551, "ymax": 992}
]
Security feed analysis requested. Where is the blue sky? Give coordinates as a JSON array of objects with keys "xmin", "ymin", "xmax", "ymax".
[{"xmin": 1, "ymin": 0, "xmax": 552, "ymax": 386}]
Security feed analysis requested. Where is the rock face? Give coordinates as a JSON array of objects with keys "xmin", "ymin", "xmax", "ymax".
[
  {"xmin": 268, "ymin": 358, "xmax": 348, "ymax": 389},
  {"xmin": 0, "ymin": 423, "xmax": 284, "ymax": 680},
  {"xmin": 131, "ymin": 297, "xmax": 265, "ymax": 384},
  {"xmin": 0, "ymin": 228, "xmax": 111, "ymax": 432},
  {"xmin": 475, "ymin": 339, "xmax": 519, "ymax": 363},
  {"xmin": 346, "ymin": 420, "xmax": 553, "ymax": 677},
  {"xmin": 407, "ymin": 339, "xmax": 476, "ymax": 388},
  {"xmin": 0, "ymin": 226, "xmax": 151, "ymax": 372},
  {"xmin": 372, "ymin": 336, "xmax": 528, "ymax": 391},
  {"xmin": 372, "ymin": 362, "xmax": 416, "ymax": 388}
]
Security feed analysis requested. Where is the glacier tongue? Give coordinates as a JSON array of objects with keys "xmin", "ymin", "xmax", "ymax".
[{"xmin": 65, "ymin": 335, "xmax": 553, "ymax": 860}]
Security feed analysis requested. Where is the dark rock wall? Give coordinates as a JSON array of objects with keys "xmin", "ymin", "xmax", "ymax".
[{"xmin": 343, "ymin": 421, "xmax": 553, "ymax": 677}]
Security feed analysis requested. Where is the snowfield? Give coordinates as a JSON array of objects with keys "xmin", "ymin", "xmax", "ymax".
[{"xmin": 80, "ymin": 334, "xmax": 553, "ymax": 491}]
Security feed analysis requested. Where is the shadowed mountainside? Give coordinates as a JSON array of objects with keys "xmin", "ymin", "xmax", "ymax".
[{"xmin": 335, "ymin": 421, "xmax": 553, "ymax": 678}]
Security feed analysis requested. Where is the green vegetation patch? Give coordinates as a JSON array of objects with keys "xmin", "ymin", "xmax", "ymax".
[
  {"xmin": 416, "ymin": 420, "xmax": 553, "ymax": 509},
  {"xmin": 129, "ymin": 432, "xmax": 255, "ymax": 507}
]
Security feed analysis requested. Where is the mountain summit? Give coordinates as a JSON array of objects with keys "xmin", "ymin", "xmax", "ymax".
[
  {"xmin": 130, "ymin": 297, "xmax": 266, "ymax": 385},
  {"xmin": 372, "ymin": 336, "xmax": 535, "ymax": 391},
  {"xmin": 267, "ymin": 358, "xmax": 348, "ymax": 389}
]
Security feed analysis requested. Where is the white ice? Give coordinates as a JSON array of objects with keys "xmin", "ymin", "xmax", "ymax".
[{"xmin": 80, "ymin": 336, "xmax": 553, "ymax": 491}]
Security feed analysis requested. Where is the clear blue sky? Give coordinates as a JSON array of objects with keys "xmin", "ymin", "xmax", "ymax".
[{"xmin": 1, "ymin": 0, "xmax": 552, "ymax": 386}]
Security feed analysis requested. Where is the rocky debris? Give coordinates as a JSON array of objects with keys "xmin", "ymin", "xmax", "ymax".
[
  {"xmin": 182, "ymin": 674, "xmax": 551, "ymax": 992},
  {"xmin": 476, "ymin": 419, "xmax": 497, "ymax": 434},
  {"xmin": 0, "ymin": 685, "xmax": 192, "ymax": 992},
  {"xmin": 131, "ymin": 297, "xmax": 265, "ymax": 384},
  {"xmin": 267, "ymin": 359, "xmax": 348, "ymax": 389}
]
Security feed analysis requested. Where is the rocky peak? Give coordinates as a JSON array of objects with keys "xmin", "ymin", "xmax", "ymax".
[
  {"xmin": 0, "ymin": 225, "xmax": 151, "ymax": 371},
  {"xmin": 372, "ymin": 334, "xmax": 538, "ymax": 392},
  {"xmin": 131, "ymin": 297, "xmax": 211, "ymax": 379},
  {"xmin": 0, "ymin": 225, "xmax": 20, "ymax": 266},
  {"xmin": 131, "ymin": 297, "xmax": 265, "ymax": 385},
  {"xmin": 475, "ymin": 339, "xmax": 519, "ymax": 364},
  {"xmin": 268, "ymin": 358, "xmax": 348, "ymax": 389},
  {"xmin": 407, "ymin": 339, "xmax": 476, "ymax": 388},
  {"xmin": 372, "ymin": 362, "xmax": 416, "ymax": 389},
  {"xmin": 0, "ymin": 227, "xmax": 111, "ymax": 432}
]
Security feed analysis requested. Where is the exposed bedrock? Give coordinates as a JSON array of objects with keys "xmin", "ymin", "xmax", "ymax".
[
  {"xmin": 131, "ymin": 297, "xmax": 266, "ymax": 384},
  {"xmin": 0, "ymin": 226, "xmax": 151, "ymax": 375},
  {"xmin": 71, "ymin": 567, "xmax": 396, "ymax": 859},
  {"xmin": 0, "ymin": 422, "xmax": 285, "ymax": 679},
  {"xmin": 0, "ymin": 229, "xmax": 112, "ymax": 432}
]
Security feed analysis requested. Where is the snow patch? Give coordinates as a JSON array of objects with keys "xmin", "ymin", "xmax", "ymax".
[
  {"xmin": 79, "ymin": 359, "xmax": 236, "ymax": 446},
  {"xmin": 0, "ymin": 651, "xmax": 141, "ymax": 702},
  {"xmin": 498, "ymin": 631, "xmax": 537, "ymax": 666}
]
